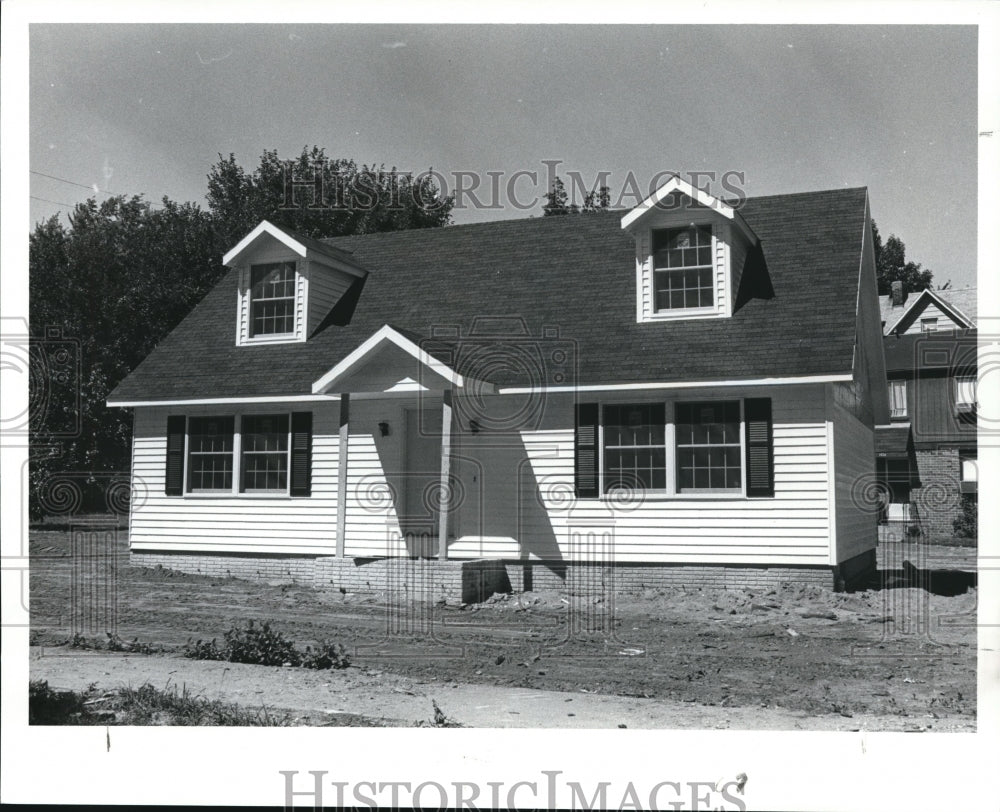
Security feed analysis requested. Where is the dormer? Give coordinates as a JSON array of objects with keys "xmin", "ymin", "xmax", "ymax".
[
  {"xmin": 621, "ymin": 175, "xmax": 758, "ymax": 323},
  {"xmin": 223, "ymin": 220, "xmax": 367, "ymax": 346}
]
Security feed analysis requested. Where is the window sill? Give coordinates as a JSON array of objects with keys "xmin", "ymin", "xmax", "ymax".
[
  {"xmin": 639, "ymin": 308, "xmax": 724, "ymax": 324},
  {"xmin": 178, "ymin": 492, "xmax": 296, "ymax": 499},
  {"xmin": 239, "ymin": 334, "xmax": 304, "ymax": 346},
  {"xmin": 596, "ymin": 492, "xmax": 753, "ymax": 502}
]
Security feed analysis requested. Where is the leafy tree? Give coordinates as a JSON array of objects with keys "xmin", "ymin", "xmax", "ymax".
[
  {"xmin": 542, "ymin": 177, "xmax": 578, "ymax": 216},
  {"xmin": 582, "ymin": 185, "xmax": 612, "ymax": 213},
  {"xmin": 30, "ymin": 148, "xmax": 455, "ymax": 517},
  {"xmin": 207, "ymin": 147, "xmax": 453, "ymax": 247},
  {"xmin": 871, "ymin": 219, "xmax": 933, "ymax": 295},
  {"xmin": 544, "ymin": 176, "xmax": 612, "ymax": 216},
  {"xmin": 29, "ymin": 196, "xmax": 225, "ymax": 516}
]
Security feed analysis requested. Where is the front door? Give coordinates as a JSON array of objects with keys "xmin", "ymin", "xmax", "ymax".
[{"xmin": 401, "ymin": 407, "xmax": 441, "ymax": 555}]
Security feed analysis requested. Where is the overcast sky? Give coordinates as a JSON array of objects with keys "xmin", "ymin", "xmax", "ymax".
[{"xmin": 30, "ymin": 24, "xmax": 978, "ymax": 288}]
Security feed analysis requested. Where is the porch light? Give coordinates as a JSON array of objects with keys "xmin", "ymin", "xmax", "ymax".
[
  {"xmin": 378, "ymin": 421, "xmax": 390, "ymax": 437},
  {"xmin": 469, "ymin": 420, "xmax": 481, "ymax": 434}
]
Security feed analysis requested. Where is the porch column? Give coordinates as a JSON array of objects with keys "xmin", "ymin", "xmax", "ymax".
[
  {"xmin": 438, "ymin": 389, "xmax": 453, "ymax": 561},
  {"xmin": 336, "ymin": 394, "xmax": 350, "ymax": 558}
]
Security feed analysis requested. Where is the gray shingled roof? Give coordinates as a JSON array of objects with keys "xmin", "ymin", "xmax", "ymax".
[{"xmin": 109, "ymin": 186, "xmax": 870, "ymax": 402}]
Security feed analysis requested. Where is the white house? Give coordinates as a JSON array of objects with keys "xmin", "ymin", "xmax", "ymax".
[{"xmin": 107, "ymin": 176, "xmax": 889, "ymax": 597}]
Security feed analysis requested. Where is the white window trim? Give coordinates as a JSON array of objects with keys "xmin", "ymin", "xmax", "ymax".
[
  {"xmin": 889, "ymin": 379, "xmax": 908, "ymax": 419},
  {"xmin": 637, "ymin": 221, "xmax": 732, "ymax": 324},
  {"xmin": 596, "ymin": 398, "xmax": 748, "ymax": 500},
  {"xmin": 959, "ymin": 450, "xmax": 977, "ymax": 484},
  {"xmin": 236, "ymin": 260, "xmax": 308, "ymax": 346},
  {"xmin": 181, "ymin": 412, "xmax": 294, "ymax": 497},
  {"xmin": 954, "ymin": 374, "xmax": 977, "ymax": 408}
]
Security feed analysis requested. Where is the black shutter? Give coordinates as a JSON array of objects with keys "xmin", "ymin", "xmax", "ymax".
[
  {"xmin": 575, "ymin": 403, "xmax": 599, "ymax": 498},
  {"xmin": 744, "ymin": 398, "xmax": 774, "ymax": 497},
  {"xmin": 165, "ymin": 415, "xmax": 185, "ymax": 496},
  {"xmin": 289, "ymin": 411, "xmax": 312, "ymax": 497}
]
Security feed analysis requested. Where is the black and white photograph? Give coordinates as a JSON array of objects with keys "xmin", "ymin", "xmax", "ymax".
[{"xmin": 2, "ymin": 2, "xmax": 997, "ymax": 810}]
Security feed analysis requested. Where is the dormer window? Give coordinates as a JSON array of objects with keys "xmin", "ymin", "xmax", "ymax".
[
  {"xmin": 225, "ymin": 220, "xmax": 368, "ymax": 348},
  {"xmin": 652, "ymin": 225, "xmax": 715, "ymax": 311},
  {"xmin": 250, "ymin": 262, "xmax": 296, "ymax": 337},
  {"xmin": 621, "ymin": 175, "xmax": 759, "ymax": 325}
]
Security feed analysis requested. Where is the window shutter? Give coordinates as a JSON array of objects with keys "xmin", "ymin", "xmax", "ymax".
[
  {"xmin": 165, "ymin": 415, "xmax": 185, "ymax": 496},
  {"xmin": 289, "ymin": 411, "xmax": 313, "ymax": 497},
  {"xmin": 744, "ymin": 398, "xmax": 774, "ymax": 497},
  {"xmin": 575, "ymin": 403, "xmax": 599, "ymax": 498}
]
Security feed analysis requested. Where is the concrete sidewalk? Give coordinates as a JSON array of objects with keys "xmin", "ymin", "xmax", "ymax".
[{"xmin": 29, "ymin": 648, "xmax": 970, "ymax": 731}]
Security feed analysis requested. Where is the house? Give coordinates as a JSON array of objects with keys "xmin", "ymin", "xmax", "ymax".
[
  {"xmin": 876, "ymin": 283, "xmax": 977, "ymax": 540},
  {"xmin": 107, "ymin": 176, "xmax": 889, "ymax": 597}
]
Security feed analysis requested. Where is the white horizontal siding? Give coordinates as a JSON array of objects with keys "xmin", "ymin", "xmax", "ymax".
[
  {"xmin": 830, "ymin": 399, "xmax": 877, "ymax": 563},
  {"xmin": 130, "ymin": 387, "xmax": 834, "ymax": 567},
  {"xmin": 451, "ymin": 387, "xmax": 833, "ymax": 566},
  {"xmin": 130, "ymin": 404, "xmax": 341, "ymax": 554},
  {"xmin": 898, "ymin": 301, "xmax": 964, "ymax": 335},
  {"xmin": 307, "ymin": 259, "xmax": 355, "ymax": 335}
]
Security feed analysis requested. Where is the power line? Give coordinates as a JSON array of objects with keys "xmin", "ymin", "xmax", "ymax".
[
  {"xmin": 30, "ymin": 195, "xmax": 75, "ymax": 208},
  {"xmin": 30, "ymin": 169, "xmax": 166, "ymax": 208},
  {"xmin": 30, "ymin": 169, "xmax": 114, "ymax": 194}
]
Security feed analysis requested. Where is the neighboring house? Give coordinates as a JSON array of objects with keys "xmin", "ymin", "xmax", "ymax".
[
  {"xmin": 876, "ymin": 283, "xmax": 977, "ymax": 540},
  {"xmin": 107, "ymin": 177, "xmax": 888, "ymax": 595}
]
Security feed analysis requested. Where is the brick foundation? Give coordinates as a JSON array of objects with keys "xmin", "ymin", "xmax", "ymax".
[{"xmin": 132, "ymin": 549, "xmax": 874, "ymax": 597}]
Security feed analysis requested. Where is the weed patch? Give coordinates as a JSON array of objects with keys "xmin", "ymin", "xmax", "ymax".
[
  {"xmin": 183, "ymin": 619, "xmax": 351, "ymax": 670},
  {"xmin": 29, "ymin": 679, "xmax": 290, "ymax": 726}
]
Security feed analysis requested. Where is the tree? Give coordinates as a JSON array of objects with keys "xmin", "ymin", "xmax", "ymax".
[
  {"xmin": 206, "ymin": 147, "xmax": 453, "ymax": 246},
  {"xmin": 542, "ymin": 176, "xmax": 577, "ymax": 216},
  {"xmin": 29, "ymin": 148, "xmax": 455, "ymax": 517},
  {"xmin": 543, "ymin": 175, "xmax": 612, "ymax": 216},
  {"xmin": 871, "ymin": 219, "xmax": 933, "ymax": 295},
  {"xmin": 29, "ymin": 196, "xmax": 225, "ymax": 515}
]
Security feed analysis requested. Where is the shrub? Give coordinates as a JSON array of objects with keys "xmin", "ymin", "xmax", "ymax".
[
  {"xmin": 183, "ymin": 637, "xmax": 222, "ymax": 660},
  {"xmin": 953, "ymin": 495, "xmax": 978, "ymax": 539},
  {"xmin": 300, "ymin": 642, "xmax": 351, "ymax": 670},
  {"xmin": 222, "ymin": 620, "xmax": 300, "ymax": 667},
  {"xmin": 29, "ymin": 680, "xmax": 87, "ymax": 724},
  {"xmin": 182, "ymin": 620, "xmax": 351, "ymax": 670}
]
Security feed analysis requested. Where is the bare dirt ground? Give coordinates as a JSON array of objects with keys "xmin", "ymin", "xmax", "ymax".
[{"xmin": 28, "ymin": 529, "xmax": 978, "ymax": 729}]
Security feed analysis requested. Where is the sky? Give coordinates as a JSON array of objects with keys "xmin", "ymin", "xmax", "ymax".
[{"xmin": 29, "ymin": 24, "xmax": 979, "ymax": 288}]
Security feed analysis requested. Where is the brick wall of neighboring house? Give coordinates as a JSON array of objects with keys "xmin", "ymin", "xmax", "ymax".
[
  {"xmin": 131, "ymin": 550, "xmax": 872, "ymax": 596},
  {"xmin": 910, "ymin": 448, "xmax": 964, "ymax": 540}
]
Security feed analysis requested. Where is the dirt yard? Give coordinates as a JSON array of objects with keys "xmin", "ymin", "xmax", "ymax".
[{"xmin": 28, "ymin": 529, "xmax": 978, "ymax": 729}]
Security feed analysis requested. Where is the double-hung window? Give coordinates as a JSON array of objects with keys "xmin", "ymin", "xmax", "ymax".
[
  {"xmin": 240, "ymin": 414, "xmax": 290, "ymax": 492},
  {"xmin": 602, "ymin": 403, "xmax": 667, "ymax": 492},
  {"xmin": 250, "ymin": 262, "xmax": 296, "ymax": 337},
  {"xmin": 166, "ymin": 412, "xmax": 310, "ymax": 497},
  {"xmin": 651, "ymin": 225, "xmax": 714, "ymax": 312},
  {"xmin": 186, "ymin": 416, "xmax": 235, "ymax": 492},
  {"xmin": 675, "ymin": 401, "xmax": 742, "ymax": 492},
  {"xmin": 580, "ymin": 399, "xmax": 760, "ymax": 498}
]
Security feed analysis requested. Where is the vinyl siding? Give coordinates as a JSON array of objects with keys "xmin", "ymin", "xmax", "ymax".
[
  {"xmin": 130, "ymin": 386, "xmax": 835, "ymax": 566},
  {"xmin": 896, "ymin": 301, "xmax": 967, "ymax": 335},
  {"xmin": 130, "ymin": 403, "xmax": 341, "ymax": 554},
  {"xmin": 829, "ymin": 396, "xmax": 877, "ymax": 563},
  {"xmin": 306, "ymin": 259, "xmax": 355, "ymax": 335},
  {"xmin": 452, "ymin": 387, "xmax": 832, "ymax": 565}
]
